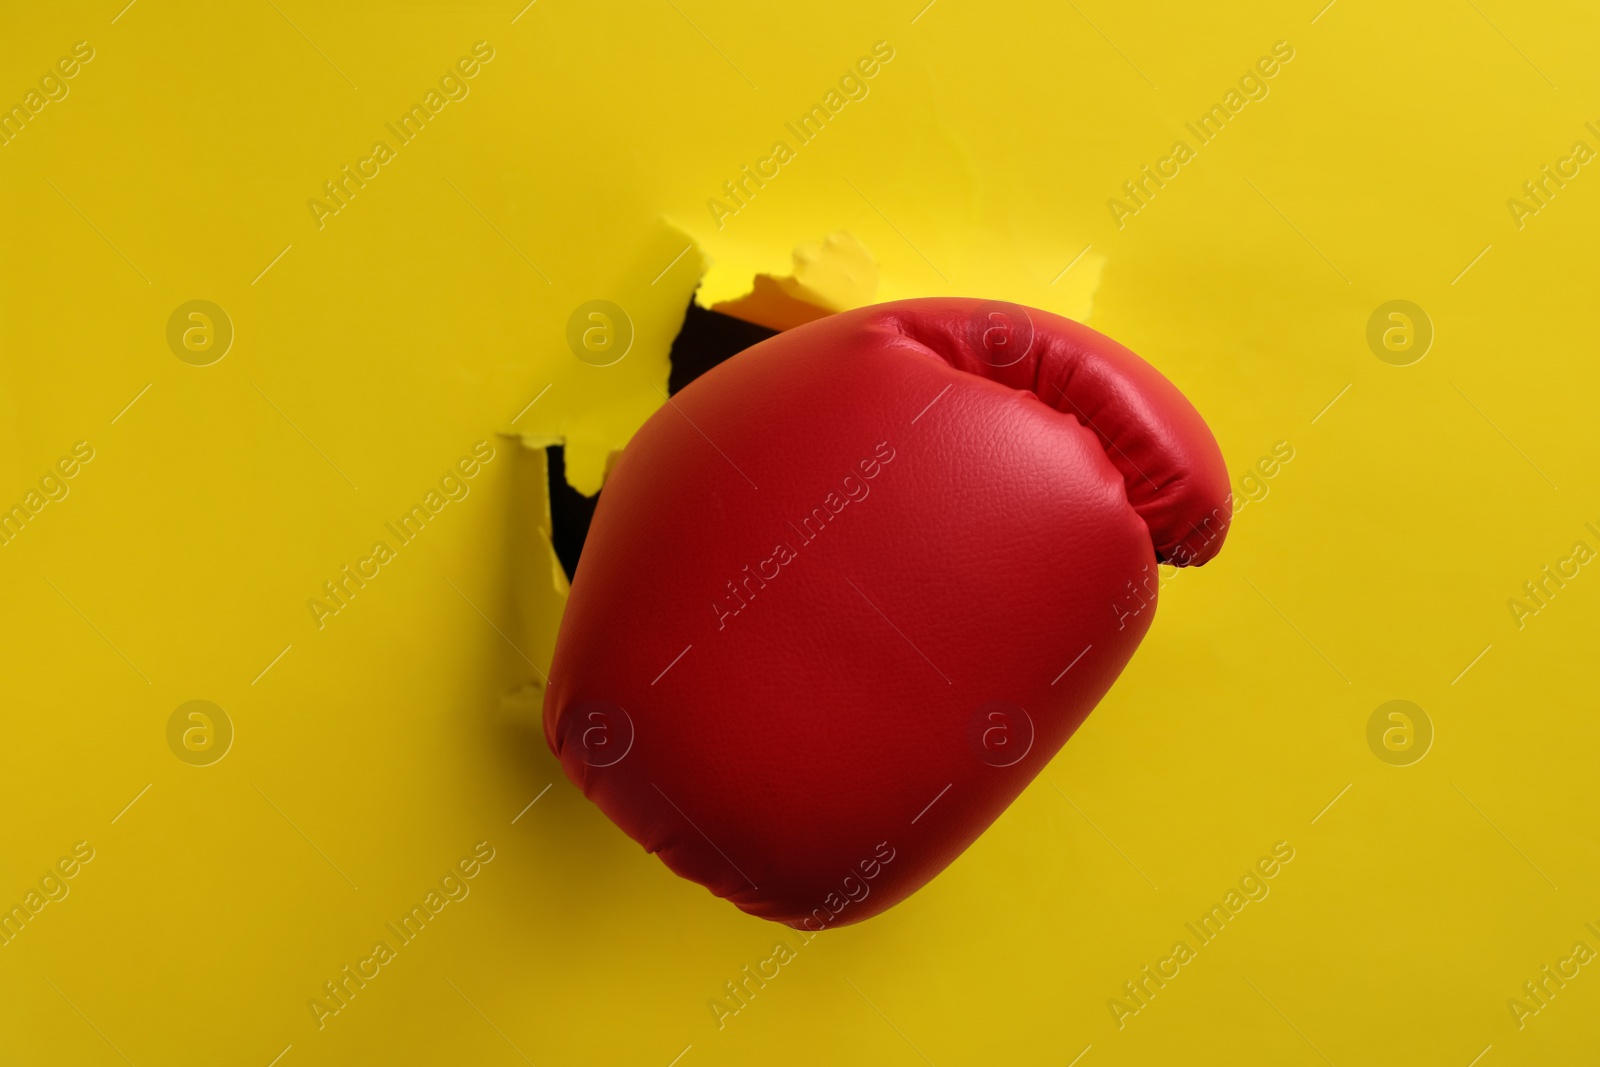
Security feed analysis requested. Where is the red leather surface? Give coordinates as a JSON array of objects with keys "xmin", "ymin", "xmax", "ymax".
[{"xmin": 543, "ymin": 298, "xmax": 1231, "ymax": 928}]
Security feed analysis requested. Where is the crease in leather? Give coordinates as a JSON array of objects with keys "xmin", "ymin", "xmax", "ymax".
[{"xmin": 870, "ymin": 308, "xmax": 1209, "ymax": 566}]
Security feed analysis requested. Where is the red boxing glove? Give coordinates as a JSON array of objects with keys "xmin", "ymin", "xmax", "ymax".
[{"xmin": 544, "ymin": 298, "xmax": 1231, "ymax": 928}]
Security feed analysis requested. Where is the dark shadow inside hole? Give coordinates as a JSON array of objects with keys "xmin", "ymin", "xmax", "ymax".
[
  {"xmin": 547, "ymin": 299, "xmax": 781, "ymax": 581},
  {"xmin": 665, "ymin": 301, "xmax": 780, "ymax": 395},
  {"xmin": 546, "ymin": 443, "xmax": 597, "ymax": 583}
]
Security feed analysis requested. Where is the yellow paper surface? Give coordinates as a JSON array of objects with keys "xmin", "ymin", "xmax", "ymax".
[{"xmin": 2, "ymin": 1, "xmax": 1597, "ymax": 1064}]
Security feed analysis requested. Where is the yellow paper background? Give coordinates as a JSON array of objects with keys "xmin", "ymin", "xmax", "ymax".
[{"xmin": 2, "ymin": 1, "xmax": 1597, "ymax": 1064}]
